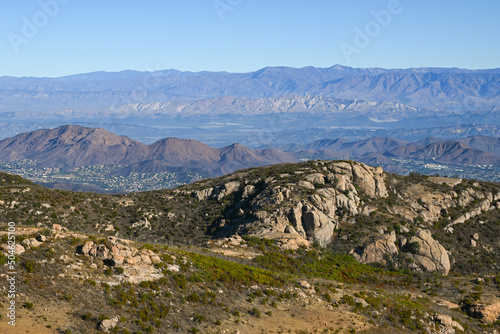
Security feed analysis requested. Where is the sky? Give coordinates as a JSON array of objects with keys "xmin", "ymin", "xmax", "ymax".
[{"xmin": 1, "ymin": 0, "xmax": 499, "ymax": 77}]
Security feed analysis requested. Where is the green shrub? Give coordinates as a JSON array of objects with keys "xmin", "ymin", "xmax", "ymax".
[
  {"xmin": 82, "ymin": 312, "xmax": 93, "ymax": 321},
  {"xmin": 22, "ymin": 260, "xmax": 36, "ymax": 273},
  {"xmin": 187, "ymin": 292, "xmax": 201, "ymax": 303},
  {"xmin": 250, "ymin": 308, "xmax": 261, "ymax": 318}
]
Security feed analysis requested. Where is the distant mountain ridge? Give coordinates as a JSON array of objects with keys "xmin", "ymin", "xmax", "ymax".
[
  {"xmin": 1, "ymin": 125, "xmax": 499, "ymax": 174},
  {"xmin": 269, "ymin": 135, "xmax": 500, "ymax": 166},
  {"xmin": 1, "ymin": 65, "xmax": 499, "ymax": 115},
  {"xmin": 0, "ymin": 125, "xmax": 298, "ymax": 175}
]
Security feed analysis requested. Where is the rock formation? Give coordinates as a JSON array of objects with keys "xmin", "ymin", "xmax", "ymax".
[
  {"xmin": 77, "ymin": 237, "xmax": 163, "ymax": 284},
  {"xmin": 408, "ymin": 229, "xmax": 450, "ymax": 275},
  {"xmin": 351, "ymin": 232, "xmax": 398, "ymax": 265}
]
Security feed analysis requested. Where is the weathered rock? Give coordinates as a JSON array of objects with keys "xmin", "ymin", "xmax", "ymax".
[
  {"xmin": 351, "ymin": 164, "xmax": 388, "ymax": 197},
  {"xmin": 352, "ymin": 231, "xmax": 398, "ymax": 265},
  {"xmin": 22, "ymin": 238, "xmax": 43, "ymax": 248},
  {"xmin": 301, "ymin": 204, "xmax": 337, "ymax": 247},
  {"xmin": 166, "ymin": 264, "xmax": 180, "ymax": 272},
  {"xmin": 224, "ymin": 181, "xmax": 241, "ymax": 194},
  {"xmin": 465, "ymin": 302, "xmax": 500, "ymax": 324},
  {"xmin": 242, "ymin": 185, "xmax": 256, "ymax": 198},
  {"xmin": 75, "ymin": 237, "xmax": 164, "ymax": 283},
  {"xmin": 298, "ymin": 180, "xmax": 315, "ymax": 189},
  {"xmin": 104, "ymin": 224, "xmax": 115, "ymax": 232},
  {"xmin": 299, "ymin": 280, "xmax": 311, "ymax": 289},
  {"xmin": 437, "ymin": 299, "xmax": 460, "ymax": 310},
  {"xmin": 131, "ymin": 218, "xmax": 151, "ymax": 230},
  {"xmin": 353, "ymin": 297, "xmax": 369, "ymax": 308},
  {"xmin": 287, "ymin": 203, "xmax": 306, "ymax": 238},
  {"xmin": 99, "ymin": 317, "xmax": 119, "ymax": 332},
  {"xmin": 77, "ymin": 241, "xmax": 95, "ymax": 255},
  {"xmin": 409, "ymin": 229, "xmax": 450, "ymax": 275},
  {"xmin": 263, "ymin": 232, "xmax": 310, "ymax": 250},
  {"xmin": 52, "ymin": 224, "xmax": 63, "ymax": 231},
  {"xmin": 193, "ymin": 188, "xmax": 213, "ymax": 201},
  {"xmin": 14, "ymin": 244, "xmax": 25, "ymax": 255},
  {"xmin": 434, "ymin": 314, "xmax": 464, "ymax": 333},
  {"xmin": 305, "ymin": 173, "xmax": 325, "ymax": 185},
  {"xmin": 111, "ymin": 255, "xmax": 125, "ymax": 266}
]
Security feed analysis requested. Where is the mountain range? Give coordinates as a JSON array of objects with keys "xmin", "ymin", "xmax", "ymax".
[
  {"xmin": 0, "ymin": 125, "xmax": 499, "ymax": 191},
  {"xmin": 2, "ymin": 65, "xmax": 499, "ymax": 113},
  {"xmin": 0, "ymin": 125, "xmax": 297, "ymax": 175},
  {"xmin": 1, "ymin": 65, "xmax": 499, "ymax": 148}
]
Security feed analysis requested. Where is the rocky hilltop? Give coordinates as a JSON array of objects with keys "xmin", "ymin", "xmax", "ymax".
[
  {"xmin": 0, "ymin": 160, "xmax": 498, "ymax": 277},
  {"xmin": 0, "ymin": 163, "xmax": 499, "ymax": 333},
  {"xmin": 181, "ymin": 160, "xmax": 499, "ymax": 276}
]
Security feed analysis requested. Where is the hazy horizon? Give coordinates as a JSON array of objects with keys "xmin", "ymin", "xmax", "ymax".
[{"xmin": 2, "ymin": 0, "xmax": 499, "ymax": 77}]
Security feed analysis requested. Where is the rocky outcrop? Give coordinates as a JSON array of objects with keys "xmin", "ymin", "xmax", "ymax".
[
  {"xmin": 351, "ymin": 164, "xmax": 388, "ymax": 197},
  {"xmin": 464, "ymin": 301, "xmax": 500, "ymax": 324},
  {"xmin": 22, "ymin": 234, "xmax": 46, "ymax": 248},
  {"xmin": 99, "ymin": 317, "xmax": 119, "ymax": 332},
  {"xmin": 77, "ymin": 237, "xmax": 163, "ymax": 284},
  {"xmin": 408, "ymin": 229, "xmax": 450, "ymax": 275},
  {"xmin": 434, "ymin": 314, "xmax": 464, "ymax": 333},
  {"xmin": 233, "ymin": 161, "xmax": 389, "ymax": 248},
  {"xmin": 300, "ymin": 203, "xmax": 337, "ymax": 247},
  {"xmin": 351, "ymin": 232, "xmax": 398, "ymax": 265},
  {"xmin": 351, "ymin": 229, "xmax": 452, "ymax": 275},
  {"xmin": 450, "ymin": 194, "xmax": 496, "ymax": 226}
]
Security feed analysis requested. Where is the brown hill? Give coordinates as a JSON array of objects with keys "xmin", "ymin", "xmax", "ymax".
[
  {"xmin": 149, "ymin": 137, "xmax": 221, "ymax": 168},
  {"xmin": 339, "ymin": 137, "xmax": 408, "ymax": 155},
  {"xmin": 0, "ymin": 125, "xmax": 298, "ymax": 176},
  {"xmin": 408, "ymin": 141, "xmax": 500, "ymax": 165},
  {"xmin": 0, "ymin": 125, "xmax": 148, "ymax": 167},
  {"xmin": 217, "ymin": 143, "xmax": 297, "ymax": 175},
  {"xmin": 460, "ymin": 136, "xmax": 500, "ymax": 156}
]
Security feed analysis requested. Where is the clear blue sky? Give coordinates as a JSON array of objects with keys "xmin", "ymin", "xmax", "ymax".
[{"xmin": 1, "ymin": 0, "xmax": 499, "ymax": 77}]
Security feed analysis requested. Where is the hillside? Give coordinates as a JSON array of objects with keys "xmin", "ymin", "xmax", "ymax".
[
  {"xmin": 0, "ymin": 162, "xmax": 499, "ymax": 333},
  {"xmin": 0, "ymin": 125, "xmax": 297, "ymax": 173}
]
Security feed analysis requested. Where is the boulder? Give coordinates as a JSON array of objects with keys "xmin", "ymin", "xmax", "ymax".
[
  {"xmin": 352, "ymin": 231, "xmax": 398, "ymax": 265},
  {"xmin": 353, "ymin": 297, "xmax": 369, "ymax": 308},
  {"xmin": 224, "ymin": 181, "xmax": 241, "ymax": 194},
  {"xmin": 99, "ymin": 317, "xmax": 119, "ymax": 332},
  {"xmin": 24, "ymin": 238, "xmax": 43, "ymax": 248},
  {"xmin": 434, "ymin": 314, "xmax": 464, "ymax": 333},
  {"xmin": 464, "ymin": 302, "xmax": 500, "ymax": 324},
  {"xmin": 193, "ymin": 188, "xmax": 213, "ymax": 201},
  {"xmin": 75, "ymin": 237, "xmax": 164, "ymax": 284},
  {"xmin": 299, "ymin": 280, "xmax": 311, "ymax": 289},
  {"xmin": 242, "ymin": 185, "xmax": 256, "ymax": 198},
  {"xmin": 351, "ymin": 164, "xmax": 388, "ymax": 197},
  {"xmin": 298, "ymin": 181, "xmax": 315, "ymax": 190},
  {"xmin": 52, "ymin": 224, "xmax": 63, "ymax": 231},
  {"xmin": 14, "ymin": 244, "xmax": 25, "ymax": 255},
  {"xmin": 77, "ymin": 241, "xmax": 95, "ymax": 255},
  {"xmin": 301, "ymin": 204, "xmax": 337, "ymax": 247},
  {"xmin": 409, "ymin": 229, "xmax": 450, "ymax": 275},
  {"xmin": 305, "ymin": 173, "xmax": 325, "ymax": 185}
]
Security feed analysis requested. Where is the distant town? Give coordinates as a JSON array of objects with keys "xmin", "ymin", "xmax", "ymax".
[{"xmin": 0, "ymin": 157, "xmax": 498, "ymax": 193}]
